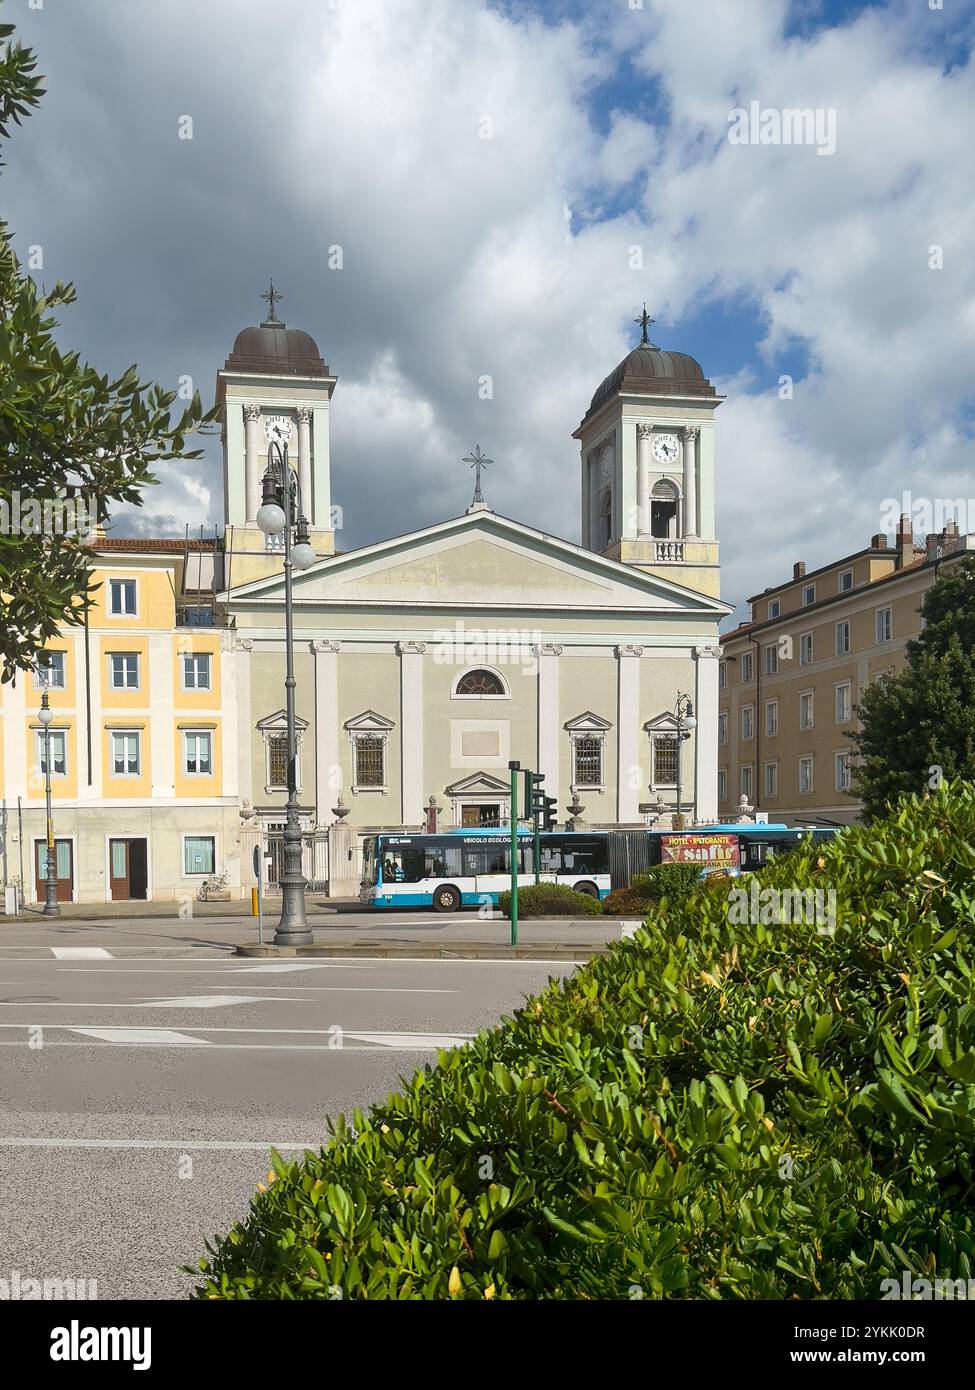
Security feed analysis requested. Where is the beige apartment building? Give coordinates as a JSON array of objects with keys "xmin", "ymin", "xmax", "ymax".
[{"xmin": 718, "ymin": 516, "xmax": 973, "ymax": 825}]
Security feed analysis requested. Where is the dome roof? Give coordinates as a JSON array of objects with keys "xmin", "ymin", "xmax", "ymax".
[
  {"xmin": 586, "ymin": 343, "xmax": 716, "ymax": 420},
  {"xmin": 224, "ymin": 322, "xmax": 328, "ymax": 378}
]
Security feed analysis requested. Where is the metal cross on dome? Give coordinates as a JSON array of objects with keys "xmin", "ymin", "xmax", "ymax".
[
  {"xmin": 635, "ymin": 303, "xmax": 658, "ymax": 347},
  {"xmin": 261, "ymin": 280, "xmax": 284, "ymax": 324},
  {"xmin": 462, "ymin": 445, "xmax": 493, "ymax": 507}
]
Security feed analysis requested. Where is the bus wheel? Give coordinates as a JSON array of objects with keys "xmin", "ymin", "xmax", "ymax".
[
  {"xmin": 433, "ymin": 885, "xmax": 461, "ymax": 913},
  {"xmin": 574, "ymin": 881, "xmax": 598, "ymax": 899}
]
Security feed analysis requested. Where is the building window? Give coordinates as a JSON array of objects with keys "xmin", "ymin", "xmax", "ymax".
[
  {"xmin": 34, "ymin": 651, "xmax": 66, "ymax": 689},
  {"xmin": 799, "ymin": 632, "xmax": 814, "ymax": 665},
  {"xmin": 768, "ymin": 598, "xmax": 780, "ymax": 619},
  {"xmin": 354, "ymin": 735, "xmax": 386, "ymax": 788},
  {"xmin": 651, "ymin": 733, "xmax": 678, "ymax": 786},
  {"xmin": 718, "ymin": 663, "xmax": 727, "ymax": 689},
  {"xmin": 598, "ymin": 488, "xmax": 612, "ymax": 548},
  {"xmin": 798, "ymin": 756, "xmax": 814, "ymax": 795},
  {"xmin": 109, "ymin": 579, "xmax": 137, "ymax": 616},
  {"xmin": 835, "ymin": 682, "xmax": 852, "ymax": 724},
  {"xmin": 110, "ymin": 731, "xmax": 141, "ymax": 776},
  {"xmin": 875, "ymin": 607, "xmax": 892, "ymax": 643},
  {"xmin": 740, "ymin": 765, "xmax": 753, "ymax": 800},
  {"xmin": 799, "ymin": 691, "xmax": 815, "ymax": 730},
  {"xmin": 182, "ymin": 653, "xmax": 211, "ymax": 691},
  {"xmin": 184, "ymin": 836, "xmax": 215, "ymax": 876},
  {"xmin": 453, "ymin": 668, "xmax": 507, "ymax": 698},
  {"xmin": 836, "ymin": 621, "xmax": 851, "ymax": 655},
  {"xmin": 765, "ymin": 699, "xmax": 779, "ymax": 737},
  {"xmin": 741, "ymin": 706, "xmax": 754, "ymax": 741},
  {"xmin": 109, "ymin": 653, "xmax": 140, "ymax": 689},
  {"xmin": 802, "ymin": 584, "xmax": 816, "ymax": 606},
  {"xmin": 718, "ymin": 769, "xmax": 727, "ymax": 803},
  {"xmin": 572, "ymin": 736, "xmax": 603, "ymax": 787},
  {"xmin": 650, "ymin": 478, "xmax": 680, "ymax": 539},
  {"xmin": 37, "ymin": 729, "xmax": 67, "ymax": 777},
  {"xmin": 741, "ymin": 652, "xmax": 754, "ymax": 683},
  {"xmin": 838, "ymin": 569, "xmax": 853, "ymax": 593},
  {"xmin": 764, "ymin": 643, "xmax": 778, "ymax": 675},
  {"xmin": 835, "ymin": 751, "xmax": 852, "ymax": 792},
  {"xmin": 184, "ymin": 730, "xmax": 213, "ymax": 776},
  {"xmin": 267, "ymin": 733, "xmax": 288, "ymax": 789},
  {"xmin": 764, "ymin": 761, "xmax": 778, "ymax": 800},
  {"xmin": 718, "ymin": 711, "xmax": 728, "ymax": 745}
]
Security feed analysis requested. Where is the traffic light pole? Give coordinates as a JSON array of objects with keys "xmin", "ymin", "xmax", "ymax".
[{"xmin": 508, "ymin": 761, "xmax": 520, "ymax": 946}]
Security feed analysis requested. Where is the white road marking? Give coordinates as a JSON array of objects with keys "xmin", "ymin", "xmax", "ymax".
[
  {"xmin": 49, "ymin": 947, "xmax": 113, "ymax": 960},
  {"xmin": 137, "ymin": 994, "xmax": 282, "ymax": 1009},
  {"xmin": 344, "ymin": 1031, "xmax": 471, "ymax": 1049},
  {"xmin": 0, "ymin": 1023, "xmax": 476, "ymax": 1038},
  {"xmin": 70, "ymin": 1028, "xmax": 211, "ymax": 1046},
  {"xmin": 0, "ymin": 1137, "xmax": 317, "ymax": 1151}
]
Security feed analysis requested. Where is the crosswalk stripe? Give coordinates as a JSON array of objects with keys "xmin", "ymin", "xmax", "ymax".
[
  {"xmin": 70, "ymin": 1028, "xmax": 212, "ymax": 1045},
  {"xmin": 50, "ymin": 947, "xmax": 114, "ymax": 959}
]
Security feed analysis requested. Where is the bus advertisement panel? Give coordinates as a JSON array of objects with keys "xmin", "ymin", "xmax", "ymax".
[{"xmin": 660, "ymin": 832, "xmax": 740, "ymax": 870}]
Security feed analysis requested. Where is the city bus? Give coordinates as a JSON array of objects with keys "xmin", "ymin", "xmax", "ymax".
[{"xmin": 360, "ymin": 828, "xmax": 610, "ymax": 912}]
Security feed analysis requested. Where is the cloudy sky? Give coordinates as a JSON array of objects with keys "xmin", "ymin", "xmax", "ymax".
[{"xmin": 4, "ymin": 0, "xmax": 974, "ymax": 620}]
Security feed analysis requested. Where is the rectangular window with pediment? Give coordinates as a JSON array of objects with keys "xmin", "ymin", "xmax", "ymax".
[
  {"xmin": 573, "ymin": 736, "xmax": 603, "ymax": 787},
  {"xmin": 268, "ymin": 733, "xmax": 288, "ymax": 790},
  {"xmin": 354, "ymin": 736, "xmax": 385, "ymax": 788},
  {"xmin": 652, "ymin": 733, "xmax": 678, "ymax": 786}
]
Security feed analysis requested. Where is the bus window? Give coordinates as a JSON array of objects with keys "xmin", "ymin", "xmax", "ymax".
[
  {"xmin": 539, "ymin": 843, "xmax": 562, "ymax": 874},
  {"xmin": 560, "ymin": 837, "xmax": 608, "ymax": 875},
  {"xmin": 463, "ymin": 843, "xmax": 530, "ymax": 876}
]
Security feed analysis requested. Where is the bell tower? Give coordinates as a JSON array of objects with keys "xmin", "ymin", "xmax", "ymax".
[
  {"xmin": 573, "ymin": 308, "xmax": 723, "ymax": 600},
  {"xmin": 216, "ymin": 284, "xmax": 337, "ymax": 584}
]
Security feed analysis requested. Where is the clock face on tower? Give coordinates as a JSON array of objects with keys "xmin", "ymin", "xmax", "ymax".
[
  {"xmin": 652, "ymin": 432, "xmax": 679, "ymax": 464},
  {"xmin": 264, "ymin": 414, "xmax": 293, "ymax": 446}
]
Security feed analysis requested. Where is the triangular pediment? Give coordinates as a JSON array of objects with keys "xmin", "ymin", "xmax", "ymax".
[
  {"xmin": 221, "ymin": 511, "xmax": 730, "ymax": 618},
  {"xmin": 565, "ymin": 710, "xmax": 613, "ymax": 732},
  {"xmin": 257, "ymin": 708, "xmax": 309, "ymax": 732},
  {"xmin": 444, "ymin": 770, "xmax": 511, "ymax": 796},
  {"xmin": 344, "ymin": 709, "xmax": 395, "ymax": 732}
]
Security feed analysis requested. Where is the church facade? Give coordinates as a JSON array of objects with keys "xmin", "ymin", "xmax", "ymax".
[{"xmin": 0, "ymin": 299, "xmax": 730, "ymax": 904}]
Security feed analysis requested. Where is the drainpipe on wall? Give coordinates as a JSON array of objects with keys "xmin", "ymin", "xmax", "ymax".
[{"xmin": 749, "ymin": 633, "xmax": 761, "ymax": 815}]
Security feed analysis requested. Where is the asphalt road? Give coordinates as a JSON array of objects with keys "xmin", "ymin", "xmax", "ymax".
[{"xmin": 0, "ymin": 954, "xmax": 577, "ymax": 1299}]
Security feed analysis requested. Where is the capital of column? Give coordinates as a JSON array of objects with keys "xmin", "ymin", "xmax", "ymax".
[
  {"xmin": 682, "ymin": 425, "xmax": 700, "ymax": 442},
  {"xmin": 244, "ymin": 403, "xmax": 262, "ymax": 423},
  {"xmin": 311, "ymin": 640, "xmax": 341, "ymax": 654},
  {"xmin": 537, "ymin": 642, "xmax": 564, "ymax": 657},
  {"xmin": 636, "ymin": 424, "xmax": 654, "ymax": 440},
  {"xmin": 396, "ymin": 641, "xmax": 427, "ymax": 656},
  {"xmin": 615, "ymin": 644, "xmax": 644, "ymax": 658},
  {"xmin": 296, "ymin": 406, "xmax": 312, "ymax": 424},
  {"xmin": 693, "ymin": 644, "xmax": 720, "ymax": 660}
]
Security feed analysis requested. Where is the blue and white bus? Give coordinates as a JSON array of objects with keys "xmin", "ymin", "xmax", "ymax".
[{"xmin": 360, "ymin": 828, "xmax": 610, "ymax": 912}]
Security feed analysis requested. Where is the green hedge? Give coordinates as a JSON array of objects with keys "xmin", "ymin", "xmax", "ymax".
[
  {"xmin": 602, "ymin": 862, "xmax": 705, "ymax": 916},
  {"xmin": 193, "ymin": 782, "xmax": 975, "ymax": 1299},
  {"xmin": 496, "ymin": 882, "xmax": 602, "ymax": 917}
]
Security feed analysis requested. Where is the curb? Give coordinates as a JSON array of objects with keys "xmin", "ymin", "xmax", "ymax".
[{"xmin": 235, "ymin": 943, "xmax": 608, "ymax": 961}]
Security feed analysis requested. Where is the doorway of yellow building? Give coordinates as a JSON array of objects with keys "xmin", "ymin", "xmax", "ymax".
[{"xmin": 109, "ymin": 838, "xmax": 148, "ymax": 901}]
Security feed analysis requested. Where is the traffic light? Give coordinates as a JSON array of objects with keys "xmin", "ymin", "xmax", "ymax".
[
  {"xmin": 524, "ymin": 770, "xmax": 544, "ymax": 816},
  {"xmin": 540, "ymin": 795, "xmax": 557, "ymax": 832}
]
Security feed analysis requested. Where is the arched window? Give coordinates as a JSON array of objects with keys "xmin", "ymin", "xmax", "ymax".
[
  {"xmin": 651, "ymin": 478, "xmax": 681, "ymax": 539},
  {"xmin": 598, "ymin": 488, "xmax": 612, "ymax": 548},
  {"xmin": 454, "ymin": 668, "xmax": 507, "ymax": 697}
]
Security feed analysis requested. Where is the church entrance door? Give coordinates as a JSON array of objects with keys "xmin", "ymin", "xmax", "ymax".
[{"xmin": 461, "ymin": 804, "xmax": 501, "ymax": 828}]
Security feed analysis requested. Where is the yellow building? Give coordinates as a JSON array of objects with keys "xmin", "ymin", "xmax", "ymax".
[
  {"xmin": 718, "ymin": 517, "xmax": 973, "ymax": 825},
  {"xmin": 0, "ymin": 538, "xmax": 240, "ymax": 903}
]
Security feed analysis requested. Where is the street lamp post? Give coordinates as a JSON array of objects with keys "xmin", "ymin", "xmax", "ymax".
[
  {"xmin": 256, "ymin": 440, "xmax": 317, "ymax": 946},
  {"xmin": 37, "ymin": 685, "xmax": 60, "ymax": 916},
  {"xmin": 673, "ymin": 691, "xmax": 697, "ymax": 829}
]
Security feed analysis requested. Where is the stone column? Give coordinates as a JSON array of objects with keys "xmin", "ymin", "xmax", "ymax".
[
  {"xmin": 693, "ymin": 645, "xmax": 720, "ymax": 823},
  {"xmin": 536, "ymin": 644, "xmax": 561, "ymax": 812},
  {"xmin": 637, "ymin": 425, "xmax": 653, "ymax": 534},
  {"xmin": 615, "ymin": 645, "xmax": 643, "ymax": 823},
  {"xmin": 312, "ymin": 641, "xmax": 341, "ymax": 825},
  {"xmin": 327, "ymin": 814, "xmax": 359, "ymax": 899},
  {"xmin": 297, "ymin": 407, "xmax": 313, "ymax": 523},
  {"xmin": 397, "ymin": 641, "xmax": 425, "ymax": 826},
  {"xmin": 244, "ymin": 404, "xmax": 262, "ymax": 523},
  {"xmin": 587, "ymin": 451, "xmax": 600, "ymax": 549},
  {"xmin": 682, "ymin": 426, "xmax": 699, "ymax": 538}
]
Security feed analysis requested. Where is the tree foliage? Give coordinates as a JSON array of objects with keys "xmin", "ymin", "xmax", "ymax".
[
  {"xmin": 194, "ymin": 784, "xmax": 975, "ymax": 1299},
  {"xmin": 849, "ymin": 556, "xmax": 975, "ymax": 819},
  {"xmin": 0, "ymin": 13, "xmax": 213, "ymax": 679}
]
